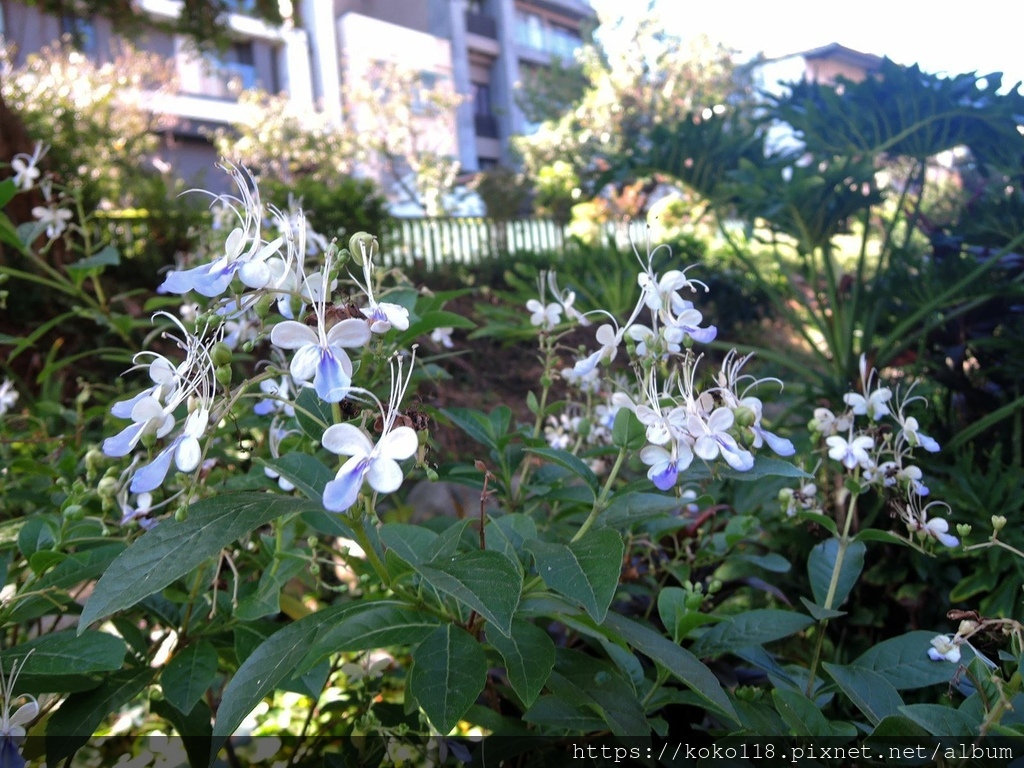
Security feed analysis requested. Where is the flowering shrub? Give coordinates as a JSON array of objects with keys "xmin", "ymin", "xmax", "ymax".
[{"xmin": 1, "ymin": 158, "xmax": 1023, "ymax": 766}]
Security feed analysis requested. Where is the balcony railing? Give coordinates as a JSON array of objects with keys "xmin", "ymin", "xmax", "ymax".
[{"xmin": 466, "ymin": 11, "xmax": 497, "ymax": 38}]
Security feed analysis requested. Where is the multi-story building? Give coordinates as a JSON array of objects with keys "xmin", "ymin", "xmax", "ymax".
[{"xmin": 1, "ymin": 0, "xmax": 594, "ymax": 206}]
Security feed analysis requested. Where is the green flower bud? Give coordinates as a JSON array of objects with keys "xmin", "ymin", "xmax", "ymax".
[
  {"xmin": 211, "ymin": 341, "xmax": 233, "ymax": 367},
  {"xmin": 349, "ymin": 232, "xmax": 378, "ymax": 265},
  {"xmin": 174, "ymin": 505, "xmax": 188, "ymax": 522},
  {"xmin": 255, "ymin": 293, "xmax": 276, "ymax": 319},
  {"xmin": 215, "ymin": 364, "xmax": 233, "ymax": 388},
  {"xmin": 992, "ymin": 515, "xmax": 1007, "ymax": 533},
  {"xmin": 778, "ymin": 488, "xmax": 794, "ymax": 502},
  {"xmin": 97, "ymin": 476, "xmax": 119, "ymax": 499},
  {"xmin": 956, "ymin": 523, "xmax": 972, "ymax": 539},
  {"xmin": 63, "ymin": 504, "xmax": 85, "ymax": 521},
  {"xmin": 733, "ymin": 405, "xmax": 756, "ymax": 428},
  {"xmin": 424, "ymin": 466, "xmax": 439, "ymax": 482}
]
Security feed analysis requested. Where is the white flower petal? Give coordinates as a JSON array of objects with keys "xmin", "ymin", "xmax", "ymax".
[
  {"xmin": 271, "ymin": 321, "xmax": 318, "ymax": 350},
  {"xmin": 322, "ymin": 423, "xmax": 373, "ymax": 458}
]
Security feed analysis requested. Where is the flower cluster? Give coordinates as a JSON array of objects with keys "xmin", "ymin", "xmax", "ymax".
[
  {"xmin": 528, "ymin": 238, "xmax": 793, "ymax": 491},
  {"xmin": 796, "ymin": 356, "xmax": 955, "ymax": 547},
  {"xmin": 100, "ymin": 163, "xmax": 423, "ymax": 523}
]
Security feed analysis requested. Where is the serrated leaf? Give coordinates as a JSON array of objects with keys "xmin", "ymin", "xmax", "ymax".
[
  {"xmin": 410, "ymin": 625, "xmax": 487, "ymax": 734},
  {"xmin": 601, "ymin": 613, "xmax": 736, "ymax": 722},
  {"xmin": 808, "ymin": 537, "xmax": 865, "ymax": 610},
  {"xmin": 415, "ymin": 550, "xmax": 522, "ymax": 636},
  {"xmin": 488, "ymin": 620, "xmax": 554, "ymax": 708},
  {"xmin": 80, "ymin": 494, "xmax": 323, "ymax": 630},
  {"xmin": 824, "ymin": 663, "xmax": 904, "ymax": 725},
  {"xmin": 853, "ymin": 631, "xmax": 965, "ymax": 690},
  {"xmin": 525, "ymin": 447, "xmax": 598, "ymax": 493},
  {"xmin": 162, "ymin": 642, "xmax": 218, "ymax": 715},
  {"xmin": 258, "ymin": 453, "xmax": 334, "ymax": 500},
  {"xmin": 691, "ymin": 609, "xmax": 814, "ymax": 657},
  {"xmin": 526, "ymin": 528, "xmax": 622, "ymax": 623}
]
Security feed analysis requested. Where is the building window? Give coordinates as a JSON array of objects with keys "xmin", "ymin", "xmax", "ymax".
[
  {"xmin": 61, "ymin": 14, "xmax": 97, "ymax": 57},
  {"xmin": 514, "ymin": 11, "xmax": 581, "ymax": 59},
  {"xmin": 412, "ymin": 71, "xmax": 442, "ymax": 115},
  {"xmin": 205, "ymin": 41, "xmax": 258, "ymax": 94}
]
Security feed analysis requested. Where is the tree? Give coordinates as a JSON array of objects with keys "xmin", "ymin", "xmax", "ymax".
[{"xmin": 515, "ymin": 1, "xmax": 752, "ymax": 213}]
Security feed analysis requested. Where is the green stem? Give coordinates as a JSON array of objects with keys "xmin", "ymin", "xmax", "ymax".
[
  {"xmin": 570, "ymin": 446, "xmax": 627, "ymax": 543},
  {"xmin": 806, "ymin": 486, "xmax": 860, "ymax": 697}
]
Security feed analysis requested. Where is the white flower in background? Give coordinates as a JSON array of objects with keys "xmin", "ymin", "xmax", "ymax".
[
  {"xmin": 898, "ymin": 415, "xmax": 940, "ymax": 453},
  {"xmin": 0, "ymin": 380, "xmax": 18, "ymax": 416},
  {"xmin": 526, "ymin": 297, "xmax": 562, "ymax": 329},
  {"xmin": 546, "ymin": 272, "xmax": 590, "ymax": 326},
  {"xmin": 10, "ymin": 142, "xmax": 47, "ymax": 191},
  {"xmin": 691, "ymin": 407, "xmax": 754, "ymax": 471},
  {"xmin": 253, "ymin": 375, "xmax": 295, "ymax": 417},
  {"xmin": 809, "ymin": 407, "xmax": 852, "ymax": 436},
  {"xmin": 902, "ymin": 497, "xmax": 959, "ymax": 548},
  {"xmin": 843, "ymin": 354, "xmax": 892, "ymax": 420},
  {"xmin": 351, "ymin": 236, "xmax": 410, "ymax": 334},
  {"xmin": 31, "ymin": 203, "xmax": 73, "ymax": 239},
  {"xmin": 927, "ymin": 634, "xmax": 961, "ymax": 663},
  {"xmin": 321, "ymin": 355, "xmax": 419, "ymax": 513},
  {"xmin": 825, "ymin": 432, "xmax": 875, "ymax": 470},
  {"xmin": 430, "ymin": 327, "xmax": 454, "ymax": 349},
  {"xmin": 264, "ymin": 421, "xmax": 297, "ymax": 492}
]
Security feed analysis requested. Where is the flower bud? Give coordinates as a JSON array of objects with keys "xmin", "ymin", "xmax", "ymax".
[
  {"xmin": 175, "ymin": 505, "xmax": 188, "ymax": 522},
  {"xmin": 97, "ymin": 473, "xmax": 119, "ymax": 500},
  {"xmin": 216, "ymin": 364, "xmax": 233, "ymax": 388},
  {"xmin": 733, "ymin": 405, "xmax": 756, "ymax": 428},
  {"xmin": 255, "ymin": 293, "xmax": 276, "ymax": 319},
  {"xmin": 211, "ymin": 341, "xmax": 233, "ymax": 367},
  {"xmin": 956, "ymin": 523, "xmax": 972, "ymax": 539},
  {"xmin": 991, "ymin": 515, "xmax": 1007, "ymax": 533},
  {"xmin": 349, "ymin": 232, "xmax": 378, "ymax": 265},
  {"xmin": 63, "ymin": 504, "xmax": 85, "ymax": 521}
]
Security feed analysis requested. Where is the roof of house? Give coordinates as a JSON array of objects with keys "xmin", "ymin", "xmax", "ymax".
[{"xmin": 797, "ymin": 43, "xmax": 885, "ymax": 72}]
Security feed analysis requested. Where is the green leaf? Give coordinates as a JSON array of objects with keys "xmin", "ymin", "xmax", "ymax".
[
  {"xmin": 235, "ymin": 555, "xmax": 305, "ymax": 620},
  {"xmin": 293, "ymin": 386, "xmax": 333, "ymax": 442},
  {"xmin": 691, "ymin": 609, "xmax": 814, "ymax": 657},
  {"xmin": 67, "ymin": 245, "xmax": 120, "ymax": 275},
  {"xmin": 380, "ymin": 523, "xmax": 439, "ymax": 566},
  {"xmin": 162, "ymin": 642, "xmax": 218, "ymax": 715},
  {"xmin": 442, "ymin": 407, "xmax": 497, "ymax": 450},
  {"xmin": 772, "ymin": 688, "xmax": 833, "ymax": 737},
  {"xmin": 601, "ymin": 613, "xmax": 737, "ymax": 722},
  {"xmin": 541, "ymin": 649, "xmax": 648, "ymax": 737},
  {"xmin": 682, "ymin": 456, "xmax": 810, "ymax": 482},
  {"xmin": 866, "ymin": 714, "xmax": 932, "ymax": 739},
  {"xmin": 855, "ymin": 528, "xmax": 906, "ymax": 545},
  {"xmin": 410, "ymin": 624, "xmax": 487, "ymax": 734},
  {"xmin": 807, "ymin": 537, "xmax": 865, "ymax": 609},
  {"xmin": 525, "ymin": 447, "xmax": 599, "ymax": 493},
  {"xmin": 898, "ymin": 703, "xmax": 974, "ymax": 737},
  {"xmin": 526, "ymin": 528, "xmax": 623, "ymax": 623},
  {"xmin": 211, "ymin": 603, "xmax": 354, "ymax": 753},
  {"xmin": 394, "ymin": 310, "xmax": 476, "ymax": 347},
  {"xmin": 522, "ymin": 695, "xmax": 607, "ymax": 732},
  {"xmin": 799, "ymin": 596, "xmax": 846, "ymax": 621},
  {"xmin": 0, "ymin": 212, "xmax": 23, "ymax": 251},
  {"xmin": 487, "ymin": 620, "xmax": 555, "ymax": 708},
  {"xmin": 657, "ymin": 587, "xmax": 719, "ymax": 642},
  {"xmin": 80, "ymin": 494, "xmax": 323, "ymax": 630},
  {"xmin": 824, "ymin": 662, "xmax": 904, "ymax": 725},
  {"xmin": 0, "ymin": 177, "xmax": 17, "ymax": 207},
  {"xmin": 853, "ymin": 631, "xmax": 964, "ymax": 690},
  {"xmin": 415, "ymin": 550, "xmax": 522, "ymax": 637},
  {"xmin": 601, "ymin": 491, "xmax": 686, "ymax": 526},
  {"xmin": 258, "ymin": 454, "xmax": 334, "ymax": 500},
  {"xmin": 611, "ymin": 408, "xmax": 645, "ymax": 450},
  {"xmin": 150, "ymin": 698, "xmax": 213, "ymax": 768},
  {"xmin": 735, "ymin": 552, "xmax": 791, "ymax": 573},
  {"xmin": 8, "ymin": 543, "xmax": 125, "ymax": 623},
  {"xmin": 46, "ymin": 667, "xmax": 154, "ymax": 765},
  {"xmin": 305, "ymin": 602, "xmax": 440, "ymax": 671},
  {"xmin": 4, "ymin": 631, "xmax": 126, "ymax": 692}
]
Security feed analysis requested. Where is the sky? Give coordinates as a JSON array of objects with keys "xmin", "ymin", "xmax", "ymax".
[{"xmin": 630, "ymin": 0, "xmax": 1024, "ymax": 91}]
